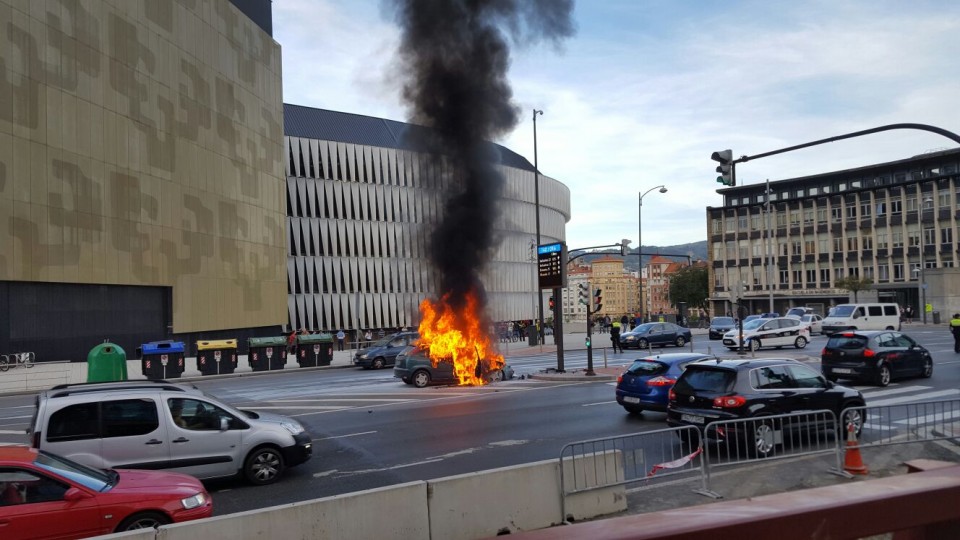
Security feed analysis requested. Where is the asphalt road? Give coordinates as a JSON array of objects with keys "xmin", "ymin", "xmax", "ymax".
[{"xmin": 2, "ymin": 327, "xmax": 958, "ymax": 516}]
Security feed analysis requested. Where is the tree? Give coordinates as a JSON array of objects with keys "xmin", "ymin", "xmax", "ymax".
[
  {"xmin": 668, "ymin": 265, "xmax": 708, "ymax": 310},
  {"xmin": 836, "ymin": 276, "xmax": 873, "ymax": 302}
]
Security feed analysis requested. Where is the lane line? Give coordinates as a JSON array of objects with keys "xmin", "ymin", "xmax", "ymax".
[
  {"xmin": 313, "ymin": 431, "xmax": 377, "ymax": 441},
  {"xmin": 0, "ymin": 430, "xmax": 26, "ymax": 435},
  {"xmin": 582, "ymin": 401, "xmax": 617, "ymax": 407},
  {"xmin": 860, "ymin": 386, "xmax": 931, "ymax": 398},
  {"xmin": 250, "ymin": 406, "xmax": 347, "ymax": 410},
  {"xmin": 869, "ymin": 389, "xmax": 960, "ymax": 407},
  {"xmin": 269, "ymin": 398, "xmax": 417, "ymax": 403}
]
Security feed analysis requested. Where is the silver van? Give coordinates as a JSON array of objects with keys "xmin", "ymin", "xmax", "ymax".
[
  {"xmin": 822, "ymin": 303, "xmax": 901, "ymax": 335},
  {"xmin": 28, "ymin": 380, "xmax": 312, "ymax": 485}
]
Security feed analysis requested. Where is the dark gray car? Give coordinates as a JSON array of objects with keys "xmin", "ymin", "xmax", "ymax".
[
  {"xmin": 393, "ymin": 346, "xmax": 514, "ymax": 387},
  {"xmin": 354, "ymin": 332, "xmax": 419, "ymax": 369}
]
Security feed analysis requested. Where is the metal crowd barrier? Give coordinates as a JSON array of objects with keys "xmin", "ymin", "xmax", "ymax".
[
  {"xmin": 702, "ymin": 410, "xmax": 849, "ymax": 490},
  {"xmin": 559, "ymin": 425, "xmax": 707, "ymax": 518},
  {"xmin": 0, "ymin": 352, "xmax": 35, "ymax": 372},
  {"xmin": 843, "ymin": 399, "xmax": 960, "ymax": 450}
]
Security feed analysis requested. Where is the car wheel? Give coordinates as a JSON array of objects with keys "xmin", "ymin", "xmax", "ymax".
[
  {"xmin": 840, "ymin": 406, "xmax": 865, "ymax": 439},
  {"xmin": 412, "ymin": 369, "xmax": 431, "ymax": 388},
  {"xmin": 749, "ymin": 418, "xmax": 777, "ymax": 457},
  {"xmin": 488, "ymin": 369, "xmax": 504, "ymax": 383},
  {"xmin": 675, "ymin": 336, "xmax": 686, "ymax": 347},
  {"xmin": 794, "ymin": 336, "xmax": 808, "ymax": 349},
  {"xmin": 636, "ymin": 338, "xmax": 648, "ymax": 349},
  {"xmin": 117, "ymin": 511, "xmax": 171, "ymax": 532},
  {"xmin": 372, "ymin": 357, "xmax": 385, "ymax": 369},
  {"xmin": 885, "ymin": 326, "xmax": 895, "ymax": 331},
  {"xmin": 750, "ymin": 339, "xmax": 761, "ymax": 351},
  {"xmin": 921, "ymin": 357, "xmax": 933, "ymax": 378},
  {"xmin": 244, "ymin": 446, "xmax": 285, "ymax": 485},
  {"xmin": 876, "ymin": 364, "xmax": 891, "ymax": 387}
]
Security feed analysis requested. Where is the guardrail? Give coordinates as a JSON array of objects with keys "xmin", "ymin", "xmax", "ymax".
[
  {"xmin": 843, "ymin": 398, "xmax": 960, "ymax": 450},
  {"xmin": 0, "ymin": 352, "xmax": 35, "ymax": 372},
  {"xmin": 559, "ymin": 425, "xmax": 708, "ymax": 519}
]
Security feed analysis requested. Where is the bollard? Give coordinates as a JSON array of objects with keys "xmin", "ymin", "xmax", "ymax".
[{"xmin": 603, "ymin": 347, "xmax": 607, "ymax": 368}]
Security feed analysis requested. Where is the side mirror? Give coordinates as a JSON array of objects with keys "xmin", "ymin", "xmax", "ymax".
[
  {"xmin": 64, "ymin": 487, "xmax": 91, "ymax": 502},
  {"xmin": 824, "ymin": 379, "xmax": 835, "ymax": 389},
  {"xmin": 220, "ymin": 417, "xmax": 230, "ymax": 431}
]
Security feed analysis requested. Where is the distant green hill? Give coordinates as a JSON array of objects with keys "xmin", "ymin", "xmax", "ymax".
[{"xmin": 573, "ymin": 240, "xmax": 707, "ymax": 272}]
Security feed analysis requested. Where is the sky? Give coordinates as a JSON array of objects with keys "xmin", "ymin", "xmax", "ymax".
[{"xmin": 273, "ymin": 0, "xmax": 960, "ymax": 249}]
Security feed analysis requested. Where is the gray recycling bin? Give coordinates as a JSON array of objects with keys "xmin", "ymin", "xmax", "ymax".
[{"xmin": 933, "ymin": 311, "xmax": 941, "ymax": 325}]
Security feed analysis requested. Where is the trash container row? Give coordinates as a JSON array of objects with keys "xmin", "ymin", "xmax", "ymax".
[{"xmin": 138, "ymin": 335, "xmax": 335, "ymax": 380}]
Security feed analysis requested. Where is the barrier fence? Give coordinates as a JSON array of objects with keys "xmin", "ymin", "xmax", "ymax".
[
  {"xmin": 560, "ymin": 399, "xmax": 959, "ymax": 508},
  {"xmin": 0, "ymin": 352, "xmax": 35, "ymax": 372}
]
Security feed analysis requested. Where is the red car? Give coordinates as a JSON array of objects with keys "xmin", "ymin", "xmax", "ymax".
[{"xmin": 0, "ymin": 446, "xmax": 212, "ymax": 539}]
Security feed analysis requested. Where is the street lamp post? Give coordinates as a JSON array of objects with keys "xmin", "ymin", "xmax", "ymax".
[
  {"xmin": 914, "ymin": 266, "xmax": 927, "ymax": 324},
  {"xmin": 533, "ymin": 109, "xmax": 544, "ymax": 346},
  {"xmin": 638, "ymin": 186, "xmax": 668, "ymax": 321}
]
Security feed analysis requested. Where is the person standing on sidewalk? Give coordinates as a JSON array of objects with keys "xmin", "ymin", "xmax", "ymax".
[
  {"xmin": 336, "ymin": 329, "xmax": 345, "ymax": 351},
  {"xmin": 950, "ymin": 314, "xmax": 960, "ymax": 353},
  {"xmin": 610, "ymin": 320, "xmax": 622, "ymax": 353}
]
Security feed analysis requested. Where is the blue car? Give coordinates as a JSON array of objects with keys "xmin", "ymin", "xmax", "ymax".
[{"xmin": 615, "ymin": 353, "xmax": 712, "ymax": 415}]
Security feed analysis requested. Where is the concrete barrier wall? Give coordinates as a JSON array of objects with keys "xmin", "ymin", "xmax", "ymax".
[
  {"xmin": 0, "ymin": 362, "xmax": 74, "ymax": 394},
  {"xmin": 561, "ymin": 450, "xmax": 628, "ymax": 522}
]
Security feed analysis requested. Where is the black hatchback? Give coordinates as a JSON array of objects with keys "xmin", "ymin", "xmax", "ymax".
[
  {"xmin": 708, "ymin": 317, "xmax": 736, "ymax": 340},
  {"xmin": 666, "ymin": 359, "xmax": 865, "ymax": 456},
  {"xmin": 821, "ymin": 330, "xmax": 933, "ymax": 387}
]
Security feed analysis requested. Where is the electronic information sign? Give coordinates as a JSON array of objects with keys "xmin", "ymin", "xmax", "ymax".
[{"xmin": 537, "ymin": 242, "xmax": 567, "ymax": 289}]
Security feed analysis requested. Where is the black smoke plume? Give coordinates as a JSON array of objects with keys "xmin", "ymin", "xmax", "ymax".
[{"xmin": 388, "ymin": 0, "xmax": 575, "ymax": 314}]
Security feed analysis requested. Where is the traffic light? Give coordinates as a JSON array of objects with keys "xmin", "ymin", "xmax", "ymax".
[
  {"xmin": 620, "ymin": 238, "xmax": 631, "ymax": 257},
  {"xmin": 548, "ymin": 296, "xmax": 555, "ymax": 310},
  {"xmin": 585, "ymin": 335, "xmax": 591, "ymax": 347},
  {"xmin": 711, "ymin": 149, "xmax": 734, "ymax": 186},
  {"xmin": 578, "ymin": 283, "xmax": 589, "ymax": 305},
  {"xmin": 593, "ymin": 288, "xmax": 602, "ymax": 313}
]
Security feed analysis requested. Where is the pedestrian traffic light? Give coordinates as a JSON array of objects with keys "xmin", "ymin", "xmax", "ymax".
[
  {"xmin": 593, "ymin": 288, "xmax": 602, "ymax": 313},
  {"xmin": 711, "ymin": 149, "xmax": 734, "ymax": 186},
  {"xmin": 578, "ymin": 283, "xmax": 589, "ymax": 305},
  {"xmin": 548, "ymin": 296, "xmax": 555, "ymax": 310},
  {"xmin": 585, "ymin": 336, "xmax": 591, "ymax": 347}
]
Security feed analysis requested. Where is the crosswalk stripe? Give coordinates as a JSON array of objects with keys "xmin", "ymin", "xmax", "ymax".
[
  {"xmin": 249, "ymin": 406, "xmax": 347, "ymax": 410},
  {"xmin": 868, "ymin": 389, "xmax": 960, "ymax": 407},
  {"xmin": 860, "ymin": 386, "xmax": 931, "ymax": 398}
]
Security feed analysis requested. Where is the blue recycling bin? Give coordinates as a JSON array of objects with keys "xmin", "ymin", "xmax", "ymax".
[{"xmin": 141, "ymin": 340, "xmax": 186, "ymax": 380}]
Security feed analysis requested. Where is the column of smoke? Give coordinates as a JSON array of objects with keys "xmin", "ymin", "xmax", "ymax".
[{"xmin": 389, "ymin": 0, "xmax": 574, "ymax": 316}]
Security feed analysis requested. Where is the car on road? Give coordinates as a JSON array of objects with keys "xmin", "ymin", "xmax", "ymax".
[
  {"xmin": 785, "ymin": 307, "xmax": 815, "ymax": 319},
  {"xmin": 354, "ymin": 331, "xmax": 419, "ymax": 369},
  {"xmin": 722, "ymin": 317, "xmax": 809, "ymax": 351},
  {"xmin": 618, "ymin": 323, "xmax": 692, "ymax": 349},
  {"xmin": 820, "ymin": 330, "xmax": 934, "ymax": 387},
  {"xmin": 615, "ymin": 353, "xmax": 712, "ymax": 415},
  {"xmin": 666, "ymin": 358, "xmax": 866, "ymax": 457},
  {"xmin": 29, "ymin": 380, "xmax": 312, "ymax": 486},
  {"xmin": 797, "ymin": 313, "xmax": 824, "ymax": 335},
  {"xmin": 393, "ymin": 346, "xmax": 514, "ymax": 387},
  {"xmin": 708, "ymin": 317, "xmax": 736, "ymax": 340},
  {"xmin": 0, "ymin": 445, "xmax": 212, "ymax": 539}
]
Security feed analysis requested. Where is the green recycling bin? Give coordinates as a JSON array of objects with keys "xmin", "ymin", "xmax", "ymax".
[
  {"xmin": 248, "ymin": 336, "xmax": 288, "ymax": 372},
  {"xmin": 87, "ymin": 342, "xmax": 128, "ymax": 382},
  {"xmin": 296, "ymin": 333, "xmax": 334, "ymax": 367}
]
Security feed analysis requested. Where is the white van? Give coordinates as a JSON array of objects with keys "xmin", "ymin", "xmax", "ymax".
[{"xmin": 821, "ymin": 303, "xmax": 901, "ymax": 335}]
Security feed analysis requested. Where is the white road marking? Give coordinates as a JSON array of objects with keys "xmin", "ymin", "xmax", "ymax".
[
  {"xmin": 0, "ymin": 430, "xmax": 25, "ymax": 435},
  {"xmin": 251, "ymin": 406, "xmax": 346, "ymax": 410},
  {"xmin": 861, "ymin": 386, "xmax": 932, "ymax": 398},
  {"xmin": 582, "ymin": 401, "xmax": 617, "ymax": 407},
  {"xmin": 313, "ymin": 431, "xmax": 377, "ymax": 441},
  {"xmin": 269, "ymin": 398, "xmax": 416, "ymax": 402},
  {"xmin": 868, "ymin": 389, "xmax": 960, "ymax": 407}
]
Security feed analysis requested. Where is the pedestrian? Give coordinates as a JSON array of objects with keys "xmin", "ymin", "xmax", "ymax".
[
  {"xmin": 336, "ymin": 329, "xmax": 345, "ymax": 351},
  {"xmin": 286, "ymin": 329, "xmax": 297, "ymax": 355},
  {"xmin": 905, "ymin": 306, "xmax": 914, "ymax": 324},
  {"xmin": 364, "ymin": 329, "xmax": 372, "ymax": 346},
  {"xmin": 611, "ymin": 320, "xmax": 622, "ymax": 353},
  {"xmin": 951, "ymin": 314, "xmax": 960, "ymax": 353}
]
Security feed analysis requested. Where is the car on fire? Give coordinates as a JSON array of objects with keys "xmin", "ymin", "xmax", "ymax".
[{"xmin": 393, "ymin": 346, "xmax": 514, "ymax": 388}]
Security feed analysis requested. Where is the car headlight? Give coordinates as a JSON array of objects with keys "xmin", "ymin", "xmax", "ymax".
[
  {"xmin": 359, "ymin": 353, "xmax": 369, "ymax": 359},
  {"xmin": 281, "ymin": 421, "xmax": 305, "ymax": 435},
  {"xmin": 181, "ymin": 493, "xmax": 207, "ymax": 509}
]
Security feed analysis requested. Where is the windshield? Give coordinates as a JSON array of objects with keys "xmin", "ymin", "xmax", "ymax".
[
  {"xmin": 712, "ymin": 317, "xmax": 734, "ymax": 326},
  {"xmin": 742, "ymin": 319, "xmax": 765, "ymax": 330},
  {"xmin": 35, "ymin": 450, "xmax": 112, "ymax": 492},
  {"xmin": 629, "ymin": 323, "xmax": 655, "ymax": 334},
  {"xmin": 626, "ymin": 360, "xmax": 666, "ymax": 375},
  {"xmin": 674, "ymin": 368, "xmax": 736, "ymax": 393},
  {"xmin": 828, "ymin": 306, "xmax": 855, "ymax": 317}
]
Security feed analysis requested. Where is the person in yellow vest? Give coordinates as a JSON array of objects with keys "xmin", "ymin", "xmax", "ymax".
[
  {"xmin": 950, "ymin": 314, "xmax": 960, "ymax": 353},
  {"xmin": 610, "ymin": 320, "xmax": 622, "ymax": 353}
]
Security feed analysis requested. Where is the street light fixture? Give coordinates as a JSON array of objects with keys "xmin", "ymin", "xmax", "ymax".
[{"xmin": 638, "ymin": 185, "xmax": 668, "ymax": 320}]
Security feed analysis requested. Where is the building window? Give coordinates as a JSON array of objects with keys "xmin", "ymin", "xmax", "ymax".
[
  {"xmin": 944, "ymin": 260, "xmax": 955, "ymax": 268},
  {"xmin": 908, "ymin": 230, "xmax": 921, "ymax": 247},
  {"xmin": 876, "ymin": 201, "xmax": 886, "ymax": 216},
  {"xmin": 752, "ymin": 240, "xmax": 763, "ymax": 257},
  {"xmin": 806, "ymin": 269, "xmax": 816, "ymax": 283},
  {"xmin": 817, "ymin": 208, "xmax": 827, "ymax": 224},
  {"xmin": 878, "ymin": 264, "xmax": 889, "ymax": 281},
  {"xmin": 779, "ymin": 270, "xmax": 789, "ymax": 284},
  {"xmin": 848, "ymin": 267, "xmax": 859, "ymax": 277},
  {"xmin": 776, "ymin": 212, "xmax": 786, "ymax": 229},
  {"xmin": 803, "ymin": 209, "xmax": 814, "ymax": 224},
  {"xmin": 863, "ymin": 266, "xmax": 874, "ymax": 279},
  {"xmin": 835, "ymin": 267, "xmax": 845, "ymax": 280},
  {"xmin": 810, "ymin": 187, "xmax": 820, "ymax": 196},
  {"xmin": 906, "ymin": 196, "xmax": 918, "ymax": 212},
  {"xmin": 833, "ymin": 237, "xmax": 843, "ymax": 252},
  {"xmin": 891, "ymin": 231, "xmax": 903, "ymax": 248},
  {"xmin": 726, "ymin": 241, "xmax": 736, "ymax": 259},
  {"xmin": 831, "ymin": 207, "xmax": 842, "ymax": 223},
  {"xmin": 712, "ymin": 219, "xmax": 722, "ymax": 234},
  {"xmin": 725, "ymin": 216, "xmax": 735, "ymax": 232},
  {"xmin": 791, "ymin": 241, "xmax": 802, "ymax": 255},
  {"xmin": 893, "ymin": 263, "xmax": 904, "ymax": 281},
  {"xmin": 845, "ymin": 203, "xmax": 857, "ymax": 220},
  {"xmin": 876, "ymin": 232, "xmax": 887, "ymax": 250},
  {"xmin": 753, "ymin": 267, "xmax": 762, "ymax": 285},
  {"xmin": 820, "ymin": 268, "xmax": 831, "ymax": 283},
  {"xmin": 819, "ymin": 238, "xmax": 829, "ymax": 252},
  {"xmin": 713, "ymin": 243, "xmax": 723, "ymax": 260},
  {"xmin": 751, "ymin": 214, "xmax": 761, "ymax": 230},
  {"xmin": 847, "ymin": 237, "xmax": 859, "ymax": 251},
  {"xmin": 789, "ymin": 210, "xmax": 800, "ymax": 227},
  {"xmin": 923, "ymin": 227, "xmax": 936, "ymax": 246},
  {"xmin": 739, "ymin": 215, "xmax": 748, "ymax": 230},
  {"xmin": 804, "ymin": 239, "xmax": 815, "ymax": 254},
  {"xmin": 890, "ymin": 197, "xmax": 902, "ymax": 214},
  {"xmin": 793, "ymin": 269, "xmax": 803, "ymax": 284},
  {"xmin": 939, "ymin": 189, "xmax": 951, "ymax": 207},
  {"xmin": 778, "ymin": 239, "xmax": 788, "ymax": 256},
  {"xmin": 739, "ymin": 240, "xmax": 749, "ymax": 259},
  {"xmin": 860, "ymin": 202, "xmax": 872, "ymax": 218},
  {"xmin": 862, "ymin": 236, "xmax": 873, "ymax": 250},
  {"xmin": 942, "ymin": 227, "xmax": 953, "ymax": 244}
]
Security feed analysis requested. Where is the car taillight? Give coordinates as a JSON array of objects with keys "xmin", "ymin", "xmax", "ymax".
[
  {"xmin": 617, "ymin": 375, "xmax": 623, "ymax": 384},
  {"xmin": 842, "ymin": 332, "xmax": 855, "ymax": 337},
  {"xmin": 863, "ymin": 348, "xmax": 876, "ymax": 358},
  {"xmin": 821, "ymin": 348, "xmax": 829, "ymax": 356},
  {"xmin": 713, "ymin": 395, "xmax": 747, "ymax": 408},
  {"xmin": 668, "ymin": 389, "xmax": 676, "ymax": 401},
  {"xmin": 647, "ymin": 376, "xmax": 676, "ymax": 387}
]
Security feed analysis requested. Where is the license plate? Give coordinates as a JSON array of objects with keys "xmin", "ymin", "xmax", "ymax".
[
  {"xmin": 623, "ymin": 396, "xmax": 640, "ymax": 404},
  {"xmin": 832, "ymin": 368, "xmax": 852, "ymax": 374},
  {"xmin": 681, "ymin": 413, "xmax": 705, "ymax": 424}
]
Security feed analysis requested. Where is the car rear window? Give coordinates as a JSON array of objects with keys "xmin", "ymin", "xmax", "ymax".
[
  {"xmin": 626, "ymin": 360, "xmax": 667, "ymax": 375},
  {"xmin": 674, "ymin": 368, "xmax": 736, "ymax": 393},
  {"xmin": 826, "ymin": 335, "xmax": 868, "ymax": 349},
  {"xmin": 712, "ymin": 317, "xmax": 734, "ymax": 325}
]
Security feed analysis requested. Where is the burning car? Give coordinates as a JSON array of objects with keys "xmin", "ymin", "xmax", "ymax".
[{"xmin": 394, "ymin": 345, "xmax": 514, "ymax": 388}]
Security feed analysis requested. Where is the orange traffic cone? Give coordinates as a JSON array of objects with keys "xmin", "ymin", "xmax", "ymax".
[{"xmin": 843, "ymin": 422, "xmax": 869, "ymax": 475}]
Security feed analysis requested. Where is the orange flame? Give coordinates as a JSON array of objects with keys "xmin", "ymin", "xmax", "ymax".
[{"xmin": 416, "ymin": 291, "xmax": 504, "ymax": 386}]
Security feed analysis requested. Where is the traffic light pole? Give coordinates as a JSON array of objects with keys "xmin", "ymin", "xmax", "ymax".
[
  {"xmin": 584, "ymin": 288, "xmax": 592, "ymax": 375},
  {"xmin": 553, "ymin": 285, "xmax": 564, "ymax": 372}
]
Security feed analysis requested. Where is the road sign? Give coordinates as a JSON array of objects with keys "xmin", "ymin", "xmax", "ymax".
[{"xmin": 537, "ymin": 242, "xmax": 567, "ymax": 289}]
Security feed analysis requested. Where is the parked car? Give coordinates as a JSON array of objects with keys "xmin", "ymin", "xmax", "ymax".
[
  {"xmin": 722, "ymin": 317, "xmax": 809, "ymax": 351},
  {"xmin": 29, "ymin": 380, "xmax": 312, "ymax": 486},
  {"xmin": 785, "ymin": 307, "xmax": 815, "ymax": 319},
  {"xmin": 615, "ymin": 353, "xmax": 712, "ymax": 414},
  {"xmin": 666, "ymin": 359, "xmax": 866, "ymax": 456},
  {"xmin": 742, "ymin": 314, "xmax": 761, "ymax": 324},
  {"xmin": 619, "ymin": 323, "xmax": 692, "ymax": 349},
  {"xmin": 798, "ymin": 314, "xmax": 824, "ymax": 335},
  {"xmin": 821, "ymin": 303, "xmax": 901, "ymax": 335},
  {"xmin": 393, "ymin": 346, "xmax": 514, "ymax": 388},
  {"xmin": 354, "ymin": 331, "xmax": 419, "ymax": 369},
  {"xmin": 708, "ymin": 317, "xmax": 736, "ymax": 340},
  {"xmin": 0, "ymin": 445, "xmax": 212, "ymax": 539},
  {"xmin": 759, "ymin": 312, "xmax": 779, "ymax": 319},
  {"xmin": 821, "ymin": 330, "xmax": 933, "ymax": 387}
]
